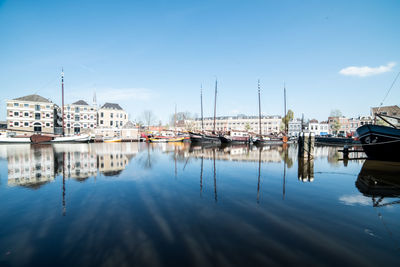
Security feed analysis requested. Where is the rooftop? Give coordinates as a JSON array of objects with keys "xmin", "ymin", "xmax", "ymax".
[
  {"xmin": 101, "ymin": 103, "xmax": 123, "ymax": 110},
  {"xmin": 72, "ymin": 100, "xmax": 89, "ymax": 106},
  {"xmin": 122, "ymin": 121, "xmax": 136, "ymax": 129},
  {"xmin": 13, "ymin": 94, "xmax": 52, "ymax": 103}
]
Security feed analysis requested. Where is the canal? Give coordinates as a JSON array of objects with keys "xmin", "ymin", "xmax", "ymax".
[{"xmin": 0, "ymin": 142, "xmax": 399, "ymax": 266}]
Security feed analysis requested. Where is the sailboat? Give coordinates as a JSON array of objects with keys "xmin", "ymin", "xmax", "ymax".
[
  {"xmin": 253, "ymin": 80, "xmax": 283, "ymax": 145},
  {"xmin": 189, "ymin": 81, "xmax": 221, "ymax": 143}
]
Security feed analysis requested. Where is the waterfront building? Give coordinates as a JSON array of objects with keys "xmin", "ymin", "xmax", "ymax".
[
  {"xmin": 63, "ymin": 100, "xmax": 97, "ymax": 135},
  {"xmin": 328, "ymin": 116, "xmax": 350, "ymax": 135},
  {"xmin": 98, "ymin": 103, "xmax": 128, "ymax": 129},
  {"xmin": 6, "ymin": 94, "xmax": 58, "ymax": 134},
  {"xmin": 288, "ymin": 119, "xmax": 302, "ymax": 137},
  {"xmin": 371, "ymin": 105, "xmax": 400, "ymax": 126},
  {"xmin": 190, "ymin": 115, "xmax": 282, "ymax": 135}
]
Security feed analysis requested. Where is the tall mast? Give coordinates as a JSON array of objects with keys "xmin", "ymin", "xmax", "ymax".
[
  {"xmin": 284, "ymin": 82, "xmax": 287, "ymax": 135},
  {"xmin": 61, "ymin": 68, "xmax": 65, "ymax": 136},
  {"xmin": 200, "ymin": 84, "xmax": 204, "ymax": 131},
  {"xmin": 258, "ymin": 79, "xmax": 262, "ymax": 137},
  {"xmin": 213, "ymin": 79, "xmax": 217, "ymax": 133}
]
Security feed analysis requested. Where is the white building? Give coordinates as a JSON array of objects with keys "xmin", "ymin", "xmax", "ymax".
[
  {"xmin": 6, "ymin": 94, "xmax": 58, "ymax": 134},
  {"xmin": 63, "ymin": 100, "xmax": 97, "ymax": 135},
  {"xmin": 190, "ymin": 115, "xmax": 282, "ymax": 135},
  {"xmin": 288, "ymin": 119, "xmax": 302, "ymax": 137}
]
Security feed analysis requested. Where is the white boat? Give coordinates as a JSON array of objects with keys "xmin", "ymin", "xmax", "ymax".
[
  {"xmin": 51, "ymin": 134, "xmax": 90, "ymax": 143},
  {"xmin": 0, "ymin": 136, "xmax": 31, "ymax": 143}
]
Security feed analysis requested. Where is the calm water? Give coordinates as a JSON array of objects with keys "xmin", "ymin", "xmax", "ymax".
[{"xmin": 0, "ymin": 142, "xmax": 399, "ymax": 266}]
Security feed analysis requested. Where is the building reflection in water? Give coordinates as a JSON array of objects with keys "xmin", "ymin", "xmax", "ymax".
[{"xmin": 4, "ymin": 143, "xmax": 139, "ymax": 188}]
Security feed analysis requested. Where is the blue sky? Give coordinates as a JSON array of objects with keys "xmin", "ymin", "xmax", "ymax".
[{"xmin": 0, "ymin": 0, "xmax": 399, "ymax": 123}]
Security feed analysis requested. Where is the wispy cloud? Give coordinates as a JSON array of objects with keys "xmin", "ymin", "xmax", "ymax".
[
  {"xmin": 339, "ymin": 62, "xmax": 396, "ymax": 77},
  {"xmin": 339, "ymin": 194, "xmax": 370, "ymax": 206}
]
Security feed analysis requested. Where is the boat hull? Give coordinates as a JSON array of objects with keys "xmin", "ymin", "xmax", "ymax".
[
  {"xmin": 189, "ymin": 132, "xmax": 221, "ymax": 143},
  {"xmin": 356, "ymin": 124, "xmax": 400, "ymax": 162},
  {"xmin": 51, "ymin": 134, "xmax": 90, "ymax": 143},
  {"xmin": 30, "ymin": 134, "xmax": 53, "ymax": 144},
  {"xmin": 253, "ymin": 139, "xmax": 283, "ymax": 146},
  {"xmin": 0, "ymin": 137, "xmax": 31, "ymax": 143},
  {"xmin": 219, "ymin": 136, "xmax": 250, "ymax": 144}
]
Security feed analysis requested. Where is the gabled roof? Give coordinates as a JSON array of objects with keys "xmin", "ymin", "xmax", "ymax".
[
  {"xmin": 101, "ymin": 103, "xmax": 123, "ymax": 110},
  {"xmin": 122, "ymin": 121, "xmax": 136, "ymax": 129},
  {"xmin": 72, "ymin": 100, "xmax": 89, "ymax": 106},
  {"xmin": 13, "ymin": 94, "xmax": 52, "ymax": 103}
]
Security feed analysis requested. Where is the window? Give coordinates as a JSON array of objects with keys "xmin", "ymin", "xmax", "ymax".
[
  {"xmin": 84, "ymin": 115, "xmax": 87, "ymax": 119},
  {"xmin": 14, "ymin": 103, "xmax": 19, "ymax": 107},
  {"xmin": 120, "ymin": 121, "xmax": 123, "ymax": 126},
  {"xmin": 14, "ymin": 111, "xmax": 19, "ymax": 116},
  {"xmin": 24, "ymin": 112, "xmax": 29, "ymax": 117},
  {"xmin": 46, "ymin": 105, "xmax": 50, "ymax": 109},
  {"xmin": 111, "ymin": 113, "xmax": 113, "ymax": 118},
  {"xmin": 24, "ymin": 122, "xmax": 29, "ymax": 127},
  {"xmin": 35, "ymin": 113, "xmax": 41, "ymax": 120},
  {"xmin": 110, "ymin": 121, "xmax": 113, "ymax": 126},
  {"xmin": 75, "ymin": 115, "xmax": 80, "ymax": 121},
  {"xmin": 46, "ymin": 113, "xmax": 50, "ymax": 118},
  {"xmin": 67, "ymin": 106, "xmax": 70, "ymax": 111},
  {"xmin": 100, "ymin": 112, "xmax": 104, "ymax": 118},
  {"xmin": 90, "ymin": 115, "xmax": 93, "ymax": 120},
  {"xmin": 46, "ymin": 123, "xmax": 50, "ymax": 127},
  {"xmin": 100, "ymin": 120, "xmax": 103, "ymax": 124},
  {"xmin": 67, "ymin": 114, "xmax": 70, "ymax": 119},
  {"xmin": 90, "ymin": 124, "xmax": 93, "ymax": 128},
  {"xmin": 24, "ymin": 103, "xmax": 29, "ymax": 107},
  {"xmin": 75, "ymin": 107, "xmax": 80, "ymax": 113},
  {"xmin": 14, "ymin": 121, "xmax": 19, "ymax": 126},
  {"xmin": 35, "ymin": 105, "xmax": 40, "ymax": 111},
  {"xmin": 84, "ymin": 124, "xmax": 87, "ymax": 128},
  {"xmin": 84, "ymin": 107, "xmax": 87, "ymax": 111},
  {"xmin": 67, "ymin": 123, "xmax": 71, "ymax": 128}
]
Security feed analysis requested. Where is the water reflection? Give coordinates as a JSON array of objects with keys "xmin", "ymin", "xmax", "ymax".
[
  {"xmin": 3, "ymin": 143, "xmax": 140, "ymax": 188},
  {"xmin": 356, "ymin": 160, "xmax": 400, "ymax": 207},
  {"xmin": 1, "ymin": 143, "xmax": 400, "ymax": 266}
]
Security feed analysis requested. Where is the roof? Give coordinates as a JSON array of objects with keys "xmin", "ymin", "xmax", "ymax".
[
  {"xmin": 101, "ymin": 103, "xmax": 123, "ymax": 110},
  {"xmin": 72, "ymin": 100, "xmax": 89, "ymax": 106},
  {"xmin": 371, "ymin": 105, "xmax": 400, "ymax": 115},
  {"xmin": 13, "ymin": 94, "xmax": 52, "ymax": 103},
  {"xmin": 122, "ymin": 121, "xmax": 136, "ymax": 129}
]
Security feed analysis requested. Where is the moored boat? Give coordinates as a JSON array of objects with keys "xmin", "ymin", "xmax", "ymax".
[
  {"xmin": 356, "ymin": 124, "xmax": 400, "ymax": 162},
  {"xmin": 0, "ymin": 135, "xmax": 31, "ymax": 143},
  {"xmin": 189, "ymin": 132, "xmax": 221, "ymax": 143},
  {"xmin": 104, "ymin": 137, "xmax": 122, "ymax": 143},
  {"xmin": 219, "ymin": 131, "xmax": 251, "ymax": 144},
  {"xmin": 51, "ymin": 134, "xmax": 90, "ymax": 143},
  {"xmin": 30, "ymin": 134, "xmax": 54, "ymax": 144}
]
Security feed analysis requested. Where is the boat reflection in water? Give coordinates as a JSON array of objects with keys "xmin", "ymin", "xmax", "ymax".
[{"xmin": 356, "ymin": 160, "xmax": 400, "ymax": 206}]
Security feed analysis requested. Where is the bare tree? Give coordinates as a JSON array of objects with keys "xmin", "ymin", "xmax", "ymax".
[{"xmin": 141, "ymin": 110, "xmax": 156, "ymax": 127}]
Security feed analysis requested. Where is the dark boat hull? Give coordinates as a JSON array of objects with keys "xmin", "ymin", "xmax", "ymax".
[
  {"xmin": 219, "ymin": 136, "xmax": 250, "ymax": 144},
  {"xmin": 356, "ymin": 124, "xmax": 400, "ymax": 162},
  {"xmin": 189, "ymin": 132, "xmax": 221, "ymax": 143}
]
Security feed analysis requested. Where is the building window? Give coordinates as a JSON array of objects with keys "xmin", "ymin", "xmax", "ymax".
[
  {"xmin": 120, "ymin": 121, "xmax": 123, "ymax": 126},
  {"xmin": 67, "ymin": 114, "xmax": 70, "ymax": 119},
  {"xmin": 111, "ymin": 113, "xmax": 113, "ymax": 118},
  {"xmin": 14, "ymin": 111, "xmax": 19, "ymax": 116},
  {"xmin": 75, "ymin": 115, "xmax": 80, "ymax": 121},
  {"xmin": 35, "ymin": 105, "xmax": 40, "ymax": 111},
  {"xmin": 90, "ymin": 115, "xmax": 93, "ymax": 120},
  {"xmin": 35, "ymin": 113, "xmax": 41, "ymax": 120},
  {"xmin": 100, "ymin": 120, "xmax": 103, "ymax": 125},
  {"xmin": 46, "ymin": 113, "xmax": 50, "ymax": 118},
  {"xmin": 110, "ymin": 121, "xmax": 113, "ymax": 126},
  {"xmin": 24, "ymin": 112, "xmax": 29, "ymax": 117},
  {"xmin": 100, "ymin": 112, "xmax": 104, "ymax": 118},
  {"xmin": 84, "ymin": 124, "xmax": 87, "ymax": 128},
  {"xmin": 67, "ymin": 106, "xmax": 70, "ymax": 111},
  {"xmin": 90, "ymin": 124, "xmax": 93, "ymax": 128},
  {"xmin": 14, "ymin": 103, "xmax": 19, "ymax": 107},
  {"xmin": 84, "ymin": 115, "xmax": 87, "ymax": 119},
  {"xmin": 24, "ymin": 103, "xmax": 29, "ymax": 107},
  {"xmin": 46, "ymin": 105, "xmax": 50, "ymax": 109},
  {"xmin": 24, "ymin": 122, "xmax": 29, "ymax": 127},
  {"xmin": 67, "ymin": 123, "xmax": 71, "ymax": 128},
  {"xmin": 14, "ymin": 121, "xmax": 19, "ymax": 126},
  {"xmin": 75, "ymin": 107, "xmax": 80, "ymax": 113},
  {"xmin": 46, "ymin": 123, "xmax": 50, "ymax": 127}
]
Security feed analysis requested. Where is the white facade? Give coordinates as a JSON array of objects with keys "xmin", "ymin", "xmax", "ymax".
[
  {"xmin": 6, "ymin": 94, "xmax": 57, "ymax": 134},
  {"xmin": 63, "ymin": 100, "xmax": 97, "ymax": 135},
  {"xmin": 191, "ymin": 115, "xmax": 282, "ymax": 135},
  {"xmin": 288, "ymin": 119, "xmax": 302, "ymax": 137}
]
